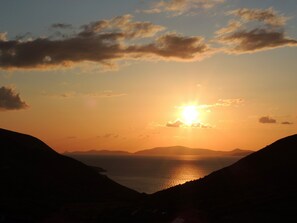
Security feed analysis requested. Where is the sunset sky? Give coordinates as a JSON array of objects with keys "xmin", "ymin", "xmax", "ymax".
[{"xmin": 1, "ymin": 0, "xmax": 296, "ymax": 152}]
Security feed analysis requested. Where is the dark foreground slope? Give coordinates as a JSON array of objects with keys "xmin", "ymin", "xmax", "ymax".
[
  {"xmin": 2, "ymin": 129, "xmax": 297, "ymax": 223},
  {"xmin": 0, "ymin": 128, "xmax": 140, "ymax": 222},
  {"xmin": 134, "ymin": 134, "xmax": 297, "ymax": 222}
]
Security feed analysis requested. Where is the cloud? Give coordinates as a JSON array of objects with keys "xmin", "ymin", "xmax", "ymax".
[
  {"xmin": 79, "ymin": 14, "xmax": 165, "ymax": 39},
  {"xmin": 143, "ymin": 0, "xmax": 224, "ymax": 15},
  {"xmin": 166, "ymin": 119, "xmax": 210, "ymax": 128},
  {"xmin": 219, "ymin": 28, "xmax": 297, "ymax": 53},
  {"xmin": 228, "ymin": 7, "xmax": 287, "ymax": 26},
  {"xmin": 56, "ymin": 90, "xmax": 126, "ymax": 99},
  {"xmin": 190, "ymin": 122, "xmax": 211, "ymax": 128},
  {"xmin": 59, "ymin": 91, "xmax": 77, "ymax": 98},
  {"xmin": 259, "ymin": 116, "xmax": 276, "ymax": 124},
  {"xmin": 2, "ymin": 8, "xmax": 294, "ymax": 71},
  {"xmin": 0, "ymin": 32, "xmax": 7, "ymax": 41},
  {"xmin": 126, "ymin": 33, "xmax": 210, "ymax": 60},
  {"xmin": 51, "ymin": 23, "xmax": 73, "ymax": 29},
  {"xmin": 281, "ymin": 121, "xmax": 294, "ymax": 125},
  {"xmin": 102, "ymin": 133, "xmax": 119, "ymax": 139},
  {"xmin": 166, "ymin": 120, "xmax": 184, "ymax": 127},
  {"xmin": 217, "ymin": 8, "xmax": 297, "ymax": 53},
  {"xmin": 0, "ymin": 86, "xmax": 28, "ymax": 111},
  {"xmin": 138, "ymin": 134, "xmax": 150, "ymax": 139},
  {"xmin": 0, "ymin": 15, "xmax": 211, "ymax": 70},
  {"xmin": 258, "ymin": 117, "xmax": 294, "ymax": 125},
  {"xmin": 215, "ymin": 20, "xmax": 242, "ymax": 36},
  {"xmin": 87, "ymin": 90, "xmax": 127, "ymax": 98},
  {"xmin": 197, "ymin": 98, "xmax": 244, "ymax": 109},
  {"xmin": 216, "ymin": 98, "xmax": 244, "ymax": 106}
]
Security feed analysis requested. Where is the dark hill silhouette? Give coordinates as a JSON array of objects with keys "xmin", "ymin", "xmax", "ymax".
[
  {"xmin": 131, "ymin": 134, "xmax": 297, "ymax": 222},
  {"xmin": 2, "ymin": 128, "xmax": 297, "ymax": 222},
  {"xmin": 0, "ymin": 128, "xmax": 140, "ymax": 222}
]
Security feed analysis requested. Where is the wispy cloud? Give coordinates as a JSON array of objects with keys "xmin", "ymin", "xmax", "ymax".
[
  {"xmin": 54, "ymin": 90, "xmax": 127, "ymax": 99},
  {"xmin": 215, "ymin": 20, "xmax": 242, "ymax": 36},
  {"xmin": 98, "ymin": 133, "xmax": 120, "ymax": 139},
  {"xmin": 87, "ymin": 90, "xmax": 127, "ymax": 98},
  {"xmin": 197, "ymin": 98, "xmax": 244, "ymax": 109},
  {"xmin": 104, "ymin": 133, "xmax": 119, "ymax": 139},
  {"xmin": 79, "ymin": 14, "xmax": 164, "ymax": 39},
  {"xmin": 142, "ymin": 0, "xmax": 224, "ymax": 15},
  {"xmin": 51, "ymin": 23, "xmax": 73, "ymax": 29},
  {"xmin": 217, "ymin": 7, "xmax": 297, "ymax": 53},
  {"xmin": 0, "ymin": 86, "xmax": 28, "ymax": 111},
  {"xmin": 281, "ymin": 121, "xmax": 294, "ymax": 125},
  {"xmin": 166, "ymin": 119, "xmax": 210, "ymax": 128},
  {"xmin": 58, "ymin": 92, "xmax": 77, "ymax": 98},
  {"xmin": 228, "ymin": 7, "xmax": 287, "ymax": 26}
]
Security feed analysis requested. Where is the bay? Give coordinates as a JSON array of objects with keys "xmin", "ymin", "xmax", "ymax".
[{"xmin": 69, "ymin": 155, "xmax": 241, "ymax": 194}]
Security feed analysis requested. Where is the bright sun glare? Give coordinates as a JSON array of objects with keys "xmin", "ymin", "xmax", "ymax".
[{"xmin": 181, "ymin": 105, "xmax": 199, "ymax": 126}]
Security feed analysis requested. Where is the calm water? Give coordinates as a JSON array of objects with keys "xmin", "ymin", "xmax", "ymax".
[{"xmin": 69, "ymin": 155, "xmax": 241, "ymax": 194}]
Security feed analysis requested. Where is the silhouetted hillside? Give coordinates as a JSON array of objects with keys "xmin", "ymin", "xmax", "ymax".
[
  {"xmin": 0, "ymin": 128, "xmax": 140, "ymax": 222},
  {"xmin": 227, "ymin": 148, "xmax": 253, "ymax": 156},
  {"xmin": 2, "ymin": 129, "xmax": 297, "ymax": 222},
  {"xmin": 134, "ymin": 134, "xmax": 297, "ymax": 222}
]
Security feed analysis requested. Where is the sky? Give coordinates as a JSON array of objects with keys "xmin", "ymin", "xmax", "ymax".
[{"xmin": 0, "ymin": 0, "xmax": 297, "ymax": 152}]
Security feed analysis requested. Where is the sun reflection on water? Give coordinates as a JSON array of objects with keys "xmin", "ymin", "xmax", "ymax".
[{"xmin": 163, "ymin": 162, "xmax": 203, "ymax": 188}]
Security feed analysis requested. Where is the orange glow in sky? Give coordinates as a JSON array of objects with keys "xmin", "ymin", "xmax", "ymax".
[
  {"xmin": 181, "ymin": 105, "xmax": 200, "ymax": 126},
  {"xmin": 0, "ymin": 1, "xmax": 296, "ymax": 152}
]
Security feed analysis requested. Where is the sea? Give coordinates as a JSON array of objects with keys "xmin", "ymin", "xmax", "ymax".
[{"xmin": 69, "ymin": 155, "xmax": 241, "ymax": 194}]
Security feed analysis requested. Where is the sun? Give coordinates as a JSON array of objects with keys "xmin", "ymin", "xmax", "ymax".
[{"xmin": 181, "ymin": 105, "xmax": 199, "ymax": 126}]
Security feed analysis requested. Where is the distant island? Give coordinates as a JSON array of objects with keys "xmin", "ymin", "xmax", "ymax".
[
  {"xmin": 65, "ymin": 149, "xmax": 131, "ymax": 156},
  {"xmin": 134, "ymin": 146, "xmax": 253, "ymax": 156},
  {"xmin": 65, "ymin": 146, "xmax": 254, "ymax": 157}
]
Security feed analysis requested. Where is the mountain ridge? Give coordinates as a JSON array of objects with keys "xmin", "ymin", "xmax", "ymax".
[
  {"xmin": 65, "ymin": 149, "xmax": 132, "ymax": 155},
  {"xmin": 65, "ymin": 146, "xmax": 254, "ymax": 157}
]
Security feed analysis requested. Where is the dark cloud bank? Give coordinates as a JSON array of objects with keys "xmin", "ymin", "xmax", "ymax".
[
  {"xmin": 217, "ymin": 7, "xmax": 297, "ymax": 53},
  {"xmin": 0, "ymin": 86, "xmax": 28, "ymax": 111},
  {"xmin": 0, "ymin": 15, "xmax": 209, "ymax": 70},
  {"xmin": 0, "ymin": 8, "xmax": 296, "ymax": 70}
]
